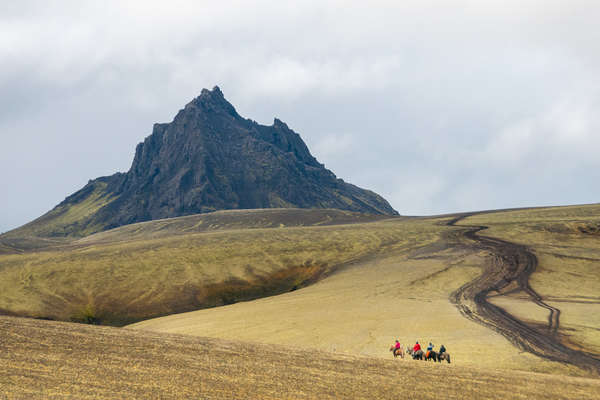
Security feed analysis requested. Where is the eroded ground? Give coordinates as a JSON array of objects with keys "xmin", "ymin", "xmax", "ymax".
[{"xmin": 457, "ymin": 205, "xmax": 600, "ymax": 373}]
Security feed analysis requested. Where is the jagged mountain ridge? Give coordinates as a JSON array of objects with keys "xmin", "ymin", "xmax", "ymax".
[{"xmin": 8, "ymin": 86, "xmax": 398, "ymax": 238}]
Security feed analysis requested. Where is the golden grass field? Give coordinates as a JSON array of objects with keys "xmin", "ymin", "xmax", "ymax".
[
  {"xmin": 129, "ymin": 205, "xmax": 600, "ymax": 377},
  {"xmin": 2, "ymin": 315, "xmax": 600, "ymax": 399},
  {"xmin": 1, "ymin": 205, "xmax": 599, "ymax": 397},
  {"xmin": 0, "ymin": 209, "xmax": 405, "ymax": 325}
]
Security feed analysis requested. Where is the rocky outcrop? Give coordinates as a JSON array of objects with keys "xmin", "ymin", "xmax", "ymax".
[{"xmin": 8, "ymin": 86, "xmax": 398, "ymax": 237}]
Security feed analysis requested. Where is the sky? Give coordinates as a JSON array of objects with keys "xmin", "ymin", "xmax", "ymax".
[{"xmin": 1, "ymin": 1, "xmax": 599, "ymax": 233}]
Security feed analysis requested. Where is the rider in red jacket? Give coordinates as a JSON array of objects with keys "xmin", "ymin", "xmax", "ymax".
[{"xmin": 413, "ymin": 341, "xmax": 421, "ymax": 352}]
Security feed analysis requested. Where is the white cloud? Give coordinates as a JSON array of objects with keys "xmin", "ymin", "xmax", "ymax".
[
  {"xmin": 1, "ymin": 1, "xmax": 600, "ymax": 231},
  {"xmin": 481, "ymin": 93, "xmax": 600, "ymax": 170}
]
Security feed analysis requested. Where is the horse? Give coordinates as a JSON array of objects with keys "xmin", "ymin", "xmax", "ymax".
[
  {"xmin": 389, "ymin": 345, "xmax": 404, "ymax": 358},
  {"xmin": 406, "ymin": 347, "xmax": 424, "ymax": 360},
  {"xmin": 424, "ymin": 350, "xmax": 438, "ymax": 362},
  {"xmin": 437, "ymin": 352, "xmax": 451, "ymax": 363}
]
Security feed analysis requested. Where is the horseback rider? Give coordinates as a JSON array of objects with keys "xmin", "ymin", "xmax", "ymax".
[
  {"xmin": 426, "ymin": 342, "xmax": 434, "ymax": 358},
  {"xmin": 394, "ymin": 340, "xmax": 402, "ymax": 355},
  {"xmin": 413, "ymin": 341, "xmax": 421, "ymax": 353},
  {"xmin": 439, "ymin": 344, "xmax": 446, "ymax": 355}
]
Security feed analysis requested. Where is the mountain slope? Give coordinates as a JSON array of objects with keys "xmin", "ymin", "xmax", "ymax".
[{"xmin": 5, "ymin": 87, "xmax": 397, "ymax": 239}]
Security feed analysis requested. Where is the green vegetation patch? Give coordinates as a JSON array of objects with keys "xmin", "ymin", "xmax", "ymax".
[{"xmin": 4, "ymin": 181, "xmax": 118, "ymax": 239}]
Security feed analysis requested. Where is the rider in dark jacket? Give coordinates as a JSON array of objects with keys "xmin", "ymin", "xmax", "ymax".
[{"xmin": 439, "ymin": 344, "xmax": 446, "ymax": 355}]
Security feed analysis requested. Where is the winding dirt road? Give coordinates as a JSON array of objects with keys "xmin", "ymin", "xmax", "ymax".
[{"xmin": 447, "ymin": 214, "xmax": 600, "ymax": 374}]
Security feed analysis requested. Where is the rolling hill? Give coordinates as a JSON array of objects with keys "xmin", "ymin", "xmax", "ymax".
[
  {"xmin": 1, "ymin": 204, "xmax": 599, "ymax": 379},
  {"xmin": 0, "ymin": 209, "xmax": 403, "ymax": 325},
  {"xmin": 127, "ymin": 204, "xmax": 600, "ymax": 376}
]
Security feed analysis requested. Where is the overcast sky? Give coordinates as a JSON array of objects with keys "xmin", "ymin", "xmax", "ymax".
[{"xmin": 1, "ymin": 1, "xmax": 599, "ymax": 233}]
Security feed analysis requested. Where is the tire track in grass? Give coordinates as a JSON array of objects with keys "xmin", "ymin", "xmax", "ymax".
[{"xmin": 447, "ymin": 214, "xmax": 600, "ymax": 374}]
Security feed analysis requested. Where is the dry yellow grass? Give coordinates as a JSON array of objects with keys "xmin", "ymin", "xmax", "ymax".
[
  {"xmin": 129, "ymin": 205, "xmax": 600, "ymax": 377},
  {"xmin": 130, "ymin": 244, "xmax": 588, "ymax": 377},
  {"xmin": 2, "ymin": 316, "xmax": 599, "ymax": 399},
  {"xmin": 2, "ymin": 205, "xmax": 599, "ymax": 383},
  {"xmin": 0, "ymin": 210, "xmax": 428, "ymax": 325},
  {"xmin": 76, "ymin": 208, "xmax": 387, "ymax": 244}
]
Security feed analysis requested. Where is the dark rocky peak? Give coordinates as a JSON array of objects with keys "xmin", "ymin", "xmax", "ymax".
[
  {"xmin": 273, "ymin": 118, "xmax": 288, "ymax": 128},
  {"xmin": 10, "ymin": 86, "xmax": 398, "ymax": 238},
  {"xmin": 186, "ymin": 85, "xmax": 240, "ymax": 119},
  {"xmin": 249, "ymin": 117, "xmax": 320, "ymax": 168}
]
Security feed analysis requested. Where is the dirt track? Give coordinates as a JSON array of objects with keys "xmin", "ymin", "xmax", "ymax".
[{"xmin": 448, "ymin": 214, "xmax": 600, "ymax": 374}]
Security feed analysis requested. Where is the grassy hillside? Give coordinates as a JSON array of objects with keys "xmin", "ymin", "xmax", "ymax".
[
  {"xmin": 130, "ymin": 205, "xmax": 600, "ymax": 377},
  {"xmin": 76, "ymin": 208, "xmax": 389, "ymax": 244},
  {"xmin": 2, "ymin": 205, "xmax": 599, "ymax": 377},
  {"xmin": 2, "ymin": 180, "xmax": 117, "ymax": 240},
  {"xmin": 2, "ymin": 316, "xmax": 599, "ymax": 399},
  {"xmin": 0, "ymin": 207, "xmax": 385, "ymax": 251},
  {"xmin": 0, "ymin": 209, "xmax": 404, "ymax": 325}
]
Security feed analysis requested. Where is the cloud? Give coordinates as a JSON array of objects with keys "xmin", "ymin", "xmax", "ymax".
[
  {"xmin": 1, "ymin": 1, "xmax": 600, "ymax": 231},
  {"xmin": 482, "ymin": 94, "xmax": 600, "ymax": 170}
]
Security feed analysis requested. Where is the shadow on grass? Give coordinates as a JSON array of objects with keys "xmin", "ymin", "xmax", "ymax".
[{"xmin": 57, "ymin": 262, "xmax": 329, "ymax": 327}]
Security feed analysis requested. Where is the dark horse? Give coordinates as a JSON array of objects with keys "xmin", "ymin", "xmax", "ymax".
[
  {"xmin": 424, "ymin": 350, "xmax": 438, "ymax": 362},
  {"xmin": 437, "ymin": 352, "xmax": 451, "ymax": 363}
]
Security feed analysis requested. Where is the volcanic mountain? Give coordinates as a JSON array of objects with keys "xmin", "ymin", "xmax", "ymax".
[{"xmin": 8, "ymin": 86, "xmax": 397, "ymax": 238}]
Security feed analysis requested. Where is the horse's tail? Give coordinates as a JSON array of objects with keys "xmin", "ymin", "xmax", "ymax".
[{"xmin": 447, "ymin": 354, "xmax": 451, "ymax": 363}]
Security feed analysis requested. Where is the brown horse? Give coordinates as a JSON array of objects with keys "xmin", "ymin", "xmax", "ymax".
[
  {"xmin": 389, "ymin": 344, "xmax": 404, "ymax": 358},
  {"xmin": 406, "ymin": 347, "xmax": 424, "ymax": 360}
]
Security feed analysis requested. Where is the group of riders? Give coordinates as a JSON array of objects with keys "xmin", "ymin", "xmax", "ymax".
[{"xmin": 390, "ymin": 340, "xmax": 450, "ymax": 363}]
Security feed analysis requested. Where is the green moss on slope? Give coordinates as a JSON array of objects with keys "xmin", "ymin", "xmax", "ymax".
[{"xmin": 4, "ymin": 181, "xmax": 118, "ymax": 239}]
